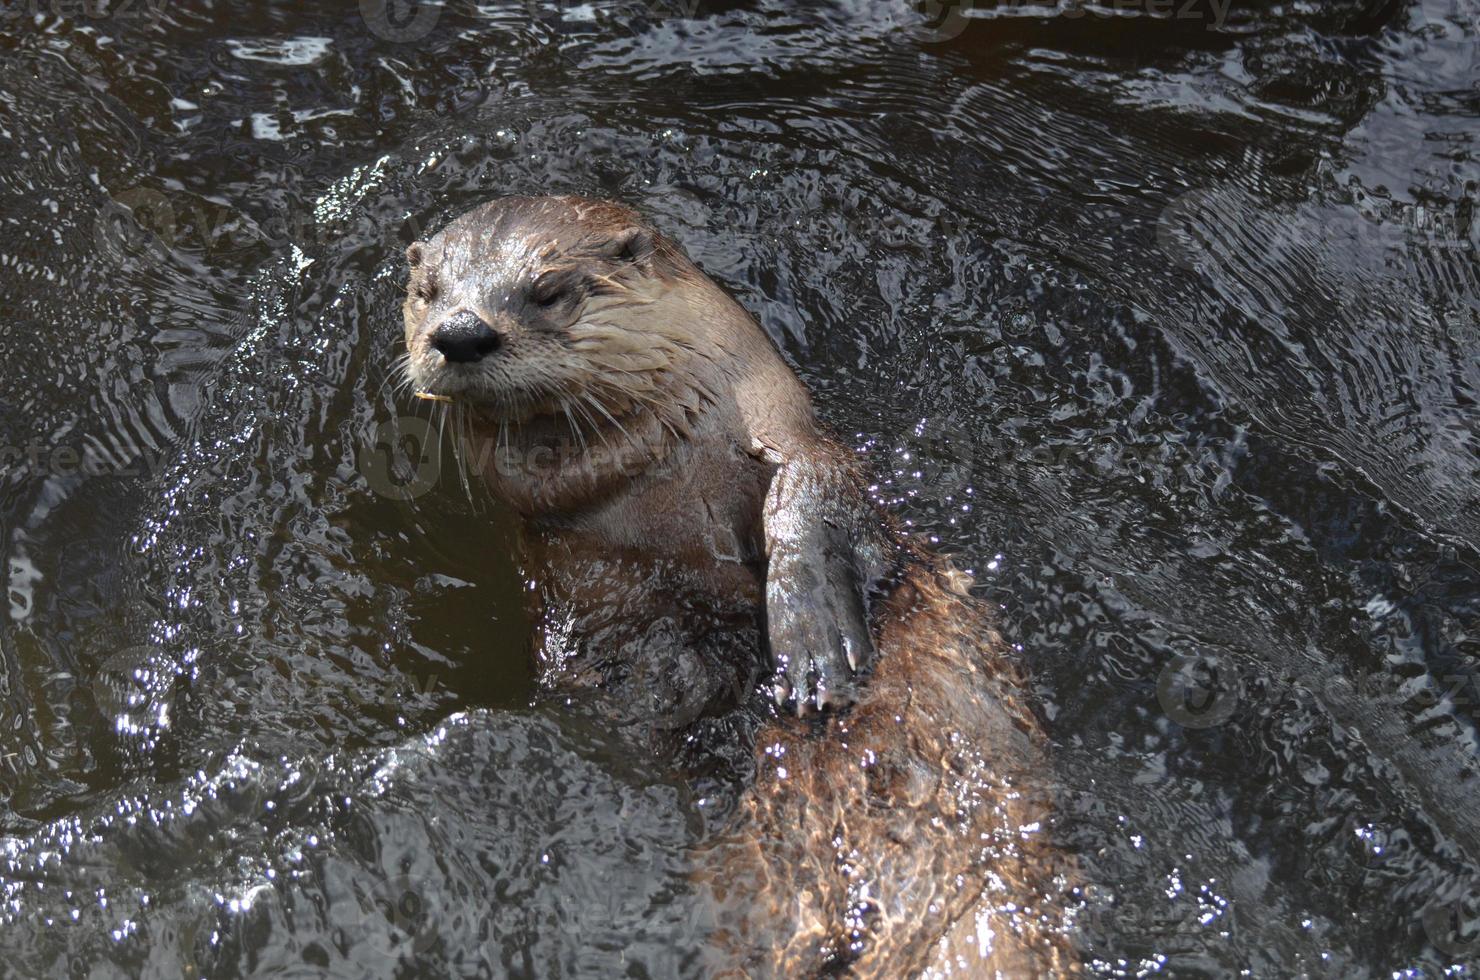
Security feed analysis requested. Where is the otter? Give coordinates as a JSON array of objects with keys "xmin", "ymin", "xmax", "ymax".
[{"xmin": 400, "ymin": 196, "xmax": 1077, "ymax": 976}]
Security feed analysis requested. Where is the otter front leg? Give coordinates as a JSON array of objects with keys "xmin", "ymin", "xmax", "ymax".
[{"xmin": 759, "ymin": 447, "xmax": 895, "ymax": 714}]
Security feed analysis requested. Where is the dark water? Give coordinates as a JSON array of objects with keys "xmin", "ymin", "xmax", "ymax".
[{"xmin": 0, "ymin": 0, "xmax": 1476, "ymax": 975}]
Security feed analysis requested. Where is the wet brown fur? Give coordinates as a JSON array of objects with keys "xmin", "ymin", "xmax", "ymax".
[
  {"xmin": 700, "ymin": 560, "xmax": 1078, "ymax": 976},
  {"xmin": 401, "ymin": 196, "xmax": 1078, "ymax": 976}
]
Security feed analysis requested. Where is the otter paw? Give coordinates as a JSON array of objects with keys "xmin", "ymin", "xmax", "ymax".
[
  {"xmin": 762, "ymin": 454, "xmax": 894, "ymax": 716},
  {"xmin": 766, "ymin": 553, "xmax": 877, "ymax": 714}
]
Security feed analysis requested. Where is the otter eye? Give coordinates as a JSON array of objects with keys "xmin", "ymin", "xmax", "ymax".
[
  {"xmin": 413, "ymin": 272, "xmax": 438, "ymax": 304},
  {"xmin": 530, "ymin": 271, "xmax": 575, "ymax": 309}
]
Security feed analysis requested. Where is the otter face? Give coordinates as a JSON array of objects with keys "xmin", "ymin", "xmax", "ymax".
[{"xmin": 402, "ymin": 196, "xmax": 684, "ymax": 421}]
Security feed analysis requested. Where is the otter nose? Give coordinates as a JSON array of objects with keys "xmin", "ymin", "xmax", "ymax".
[{"xmin": 431, "ymin": 312, "xmax": 501, "ymax": 364}]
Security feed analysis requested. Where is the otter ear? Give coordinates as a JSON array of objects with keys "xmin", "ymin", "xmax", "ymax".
[
  {"xmin": 603, "ymin": 227, "xmax": 655, "ymax": 266},
  {"xmin": 406, "ymin": 242, "xmax": 427, "ymax": 269}
]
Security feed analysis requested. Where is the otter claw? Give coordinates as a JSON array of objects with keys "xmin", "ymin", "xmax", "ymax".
[
  {"xmin": 774, "ymin": 644, "xmax": 860, "ymax": 715},
  {"xmin": 762, "ymin": 456, "xmax": 891, "ymax": 717},
  {"xmin": 764, "ymin": 548, "xmax": 879, "ymax": 715}
]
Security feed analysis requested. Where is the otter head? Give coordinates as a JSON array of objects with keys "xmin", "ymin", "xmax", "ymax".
[
  {"xmin": 404, "ymin": 196, "xmax": 696, "ymax": 416},
  {"xmin": 401, "ymin": 196, "xmax": 731, "ymax": 514}
]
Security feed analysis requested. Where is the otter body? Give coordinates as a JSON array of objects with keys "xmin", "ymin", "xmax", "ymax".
[{"xmin": 401, "ymin": 197, "xmax": 1074, "ymax": 976}]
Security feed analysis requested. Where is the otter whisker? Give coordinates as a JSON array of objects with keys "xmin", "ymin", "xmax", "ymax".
[
  {"xmin": 572, "ymin": 393, "xmax": 612, "ymax": 451},
  {"xmin": 436, "ymin": 401, "xmax": 450, "ymax": 472},
  {"xmin": 453, "ymin": 405, "xmax": 481, "ymax": 510},
  {"xmin": 376, "ymin": 351, "xmax": 417, "ymax": 405},
  {"xmin": 511, "ymin": 389, "xmax": 534, "ymax": 458},
  {"xmin": 582, "ymin": 391, "xmax": 660, "ymax": 465},
  {"xmin": 561, "ymin": 400, "xmax": 589, "ymax": 458},
  {"xmin": 413, "ymin": 384, "xmax": 435, "ymax": 425},
  {"xmin": 573, "ymin": 394, "xmax": 622, "ymax": 466},
  {"xmin": 601, "ymin": 382, "xmax": 680, "ymax": 446},
  {"xmin": 577, "ymin": 396, "xmax": 624, "ymax": 476},
  {"xmin": 582, "ymin": 392, "xmax": 633, "ymax": 443},
  {"xmin": 589, "ymin": 376, "xmax": 687, "ymax": 448}
]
